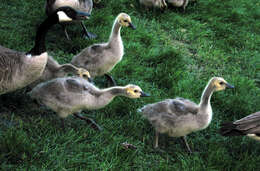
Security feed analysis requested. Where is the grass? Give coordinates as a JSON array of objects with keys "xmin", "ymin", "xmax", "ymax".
[{"xmin": 0, "ymin": 0, "xmax": 260, "ymax": 170}]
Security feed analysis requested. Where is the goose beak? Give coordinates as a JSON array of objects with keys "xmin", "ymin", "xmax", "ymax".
[
  {"xmin": 226, "ymin": 83, "xmax": 234, "ymax": 89},
  {"xmin": 76, "ymin": 11, "xmax": 91, "ymax": 20},
  {"xmin": 140, "ymin": 91, "xmax": 150, "ymax": 97},
  {"xmin": 129, "ymin": 22, "xmax": 136, "ymax": 30}
]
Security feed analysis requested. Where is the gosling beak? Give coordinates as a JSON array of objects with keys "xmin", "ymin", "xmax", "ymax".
[
  {"xmin": 129, "ymin": 22, "xmax": 136, "ymax": 30},
  {"xmin": 140, "ymin": 91, "xmax": 150, "ymax": 97},
  {"xmin": 88, "ymin": 77, "xmax": 94, "ymax": 83},
  {"xmin": 76, "ymin": 10, "xmax": 91, "ymax": 20},
  {"xmin": 226, "ymin": 83, "xmax": 234, "ymax": 89}
]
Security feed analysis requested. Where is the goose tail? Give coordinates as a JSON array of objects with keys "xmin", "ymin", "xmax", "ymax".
[{"xmin": 219, "ymin": 122, "xmax": 245, "ymax": 136}]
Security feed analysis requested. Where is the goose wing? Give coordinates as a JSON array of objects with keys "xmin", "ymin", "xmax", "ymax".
[{"xmin": 234, "ymin": 112, "xmax": 260, "ymax": 134}]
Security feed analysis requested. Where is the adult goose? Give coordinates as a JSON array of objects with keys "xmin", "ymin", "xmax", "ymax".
[
  {"xmin": 0, "ymin": 7, "xmax": 90, "ymax": 95},
  {"xmin": 71, "ymin": 13, "xmax": 136, "ymax": 86},
  {"xmin": 45, "ymin": 0, "xmax": 96, "ymax": 40},
  {"xmin": 220, "ymin": 111, "xmax": 260, "ymax": 141},
  {"xmin": 29, "ymin": 77, "xmax": 149, "ymax": 130},
  {"xmin": 139, "ymin": 77, "xmax": 234, "ymax": 152}
]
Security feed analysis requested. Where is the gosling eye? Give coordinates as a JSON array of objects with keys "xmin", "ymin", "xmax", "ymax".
[
  {"xmin": 134, "ymin": 90, "xmax": 138, "ymax": 93},
  {"xmin": 219, "ymin": 82, "xmax": 224, "ymax": 85},
  {"xmin": 82, "ymin": 74, "xmax": 88, "ymax": 78},
  {"xmin": 124, "ymin": 19, "xmax": 128, "ymax": 22}
]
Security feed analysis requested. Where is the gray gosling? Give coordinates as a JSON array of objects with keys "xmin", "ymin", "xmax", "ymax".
[
  {"xmin": 71, "ymin": 13, "xmax": 136, "ymax": 86},
  {"xmin": 0, "ymin": 7, "xmax": 90, "ymax": 95},
  {"xmin": 220, "ymin": 111, "xmax": 260, "ymax": 142},
  {"xmin": 45, "ymin": 0, "xmax": 96, "ymax": 39},
  {"xmin": 139, "ymin": 0, "xmax": 167, "ymax": 9},
  {"xmin": 166, "ymin": 0, "xmax": 189, "ymax": 11},
  {"xmin": 139, "ymin": 77, "xmax": 234, "ymax": 152},
  {"xmin": 29, "ymin": 77, "xmax": 149, "ymax": 130},
  {"xmin": 29, "ymin": 56, "xmax": 92, "ymax": 88}
]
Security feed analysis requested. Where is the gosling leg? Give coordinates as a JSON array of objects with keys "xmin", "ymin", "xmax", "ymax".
[
  {"xmin": 61, "ymin": 24, "xmax": 71, "ymax": 40},
  {"xmin": 73, "ymin": 113, "xmax": 102, "ymax": 131},
  {"xmin": 154, "ymin": 131, "xmax": 159, "ymax": 148},
  {"xmin": 182, "ymin": 136, "xmax": 192, "ymax": 153},
  {"xmin": 80, "ymin": 22, "xmax": 97, "ymax": 39},
  {"xmin": 104, "ymin": 74, "xmax": 117, "ymax": 86}
]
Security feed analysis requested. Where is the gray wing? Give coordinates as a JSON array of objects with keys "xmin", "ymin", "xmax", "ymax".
[
  {"xmin": 234, "ymin": 112, "xmax": 260, "ymax": 134},
  {"xmin": 73, "ymin": 44, "xmax": 105, "ymax": 67},
  {"xmin": 65, "ymin": 78, "xmax": 89, "ymax": 93},
  {"xmin": 169, "ymin": 98, "xmax": 198, "ymax": 116}
]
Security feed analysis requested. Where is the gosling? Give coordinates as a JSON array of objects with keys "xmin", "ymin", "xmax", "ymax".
[
  {"xmin": 71, "ymin": 13, "xmax": 136, "ymax": 86},
  {"xmin": 29, "ymin": 56, "xmax": 92, "ymax": 88},
  {"xmin": 29, "ymin": 77, "xmax": 149, "ymax": 130},
  {"xmin": 139, "ymin": 77, "xmax": 234, "ymax": 152}
]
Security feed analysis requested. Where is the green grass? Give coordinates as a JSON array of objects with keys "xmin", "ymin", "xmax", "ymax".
[{"xmin": 0, "ymin": 0, "xmax": 260, "ymax": 170}]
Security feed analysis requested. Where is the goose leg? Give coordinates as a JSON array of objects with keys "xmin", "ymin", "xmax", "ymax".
[
  {"xmin": 104, "ymin": 74, "xmax": 117, "ymax": 86},
  {"xmin": 80, "ymin": 22, "xmax": 97, "ymax": 39},
  {"xmin": 182, "ymin": 136, "xmax": 192, "ymax": 153},
  {"xmin": 61, "ymin": 24, "xmax": 71, "ymax": 40},
  {"xmin": 73, "ymin": 113, "xmax": 102, "ymax": 131},
  {"xmin": 154, "ymin": 131, "xmax": 159, "ymax": 148}
]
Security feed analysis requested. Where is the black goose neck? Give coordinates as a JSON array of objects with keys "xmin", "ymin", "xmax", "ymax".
[{"xmin": 27, "ymin": 13, "xmax": 59, "ymax": 56}]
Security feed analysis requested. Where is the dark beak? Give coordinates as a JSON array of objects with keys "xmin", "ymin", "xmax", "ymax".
[
  {"xmin": 76, "ymin": 11, "xmax": 91, "ymax": 20},
  {"xmin": 88, "ymin": 77, "xmax": 94, "ymax": 83},
  {"xmin": 129, "ymin": 22, "xmax": 136, "ymax": 30},
  {"xmin": 226, "ymin": 83, "xmax": 234, "ymax": 89},
  {"xmin": 140, "ymin": 91, "xmax": 150, "ymax": 97}
]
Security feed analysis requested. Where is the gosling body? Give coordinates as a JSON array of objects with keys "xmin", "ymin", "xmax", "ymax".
[
  {"xmin": 166, "ymin": 0, "xmax": 189, "ymax": 10},
  {"xmin": 139, "ymin": 0, "xmax": 167, "ymax": 9},
  {"xmin": 29, "ymin": 77, "xmax": 149, "ymax": 129},
  {"xmin": 139, "ymin": 77, "xmax": 234, "ymax": 151},
  {"xmin": 71, "ymin": 13, "xmax": 136, "ymax": 84},
  {"xmin": 29, "ymin": 56, "xmax": 90, "ymax": 88}
]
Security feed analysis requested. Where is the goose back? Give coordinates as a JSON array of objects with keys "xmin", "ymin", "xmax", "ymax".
[{"xmin": 0, "ymin": 46, "xmax": 47, "ymax": 95}]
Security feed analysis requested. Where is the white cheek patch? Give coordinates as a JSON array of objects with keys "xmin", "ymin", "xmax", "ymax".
[{"xmin": 57, "ymin": 11, "xmax": 73, "ymax": 22}]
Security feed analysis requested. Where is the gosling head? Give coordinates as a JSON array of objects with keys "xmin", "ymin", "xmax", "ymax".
[
  {"xmin": 210, "ymin": 77, "xmax": 234, "ymax": 91},
  {"xmin": 77, "ymin": 68, "xmax": 93, "ymax": 82},
  {"xmin": 124, "ymin": 84, "xmax": 150, "ymax": 98},
  {"xmin": 117, "ymin": 13, "xmax": 136, "ymax": 30},
  {"xmin": 55, "ymin": 6, "xmax": 91, "ymax": 22}
]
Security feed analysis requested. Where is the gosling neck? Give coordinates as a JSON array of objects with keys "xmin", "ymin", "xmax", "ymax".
[
  {"xmin": 199, "ymin": 81, "xmax": 215, "ymax": 109},
  {"xmin": 27, "ymin": 13, "xmax": 59, "ymax": 56},
  {"xmin": 101, "ymin": 86, "xmax": 126, "ymax": 99},
  {"xmin": 58, "ymin": 64, "xmax": 78, "ymax": 74},
  {"xmin": 108, "ymin": 19, "xmax": 122, "ymax": 46}
]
